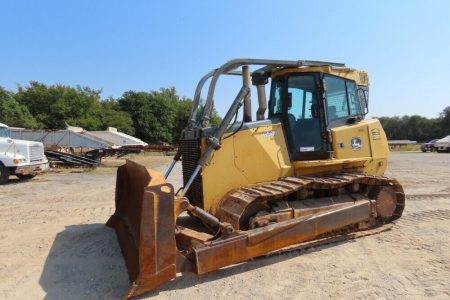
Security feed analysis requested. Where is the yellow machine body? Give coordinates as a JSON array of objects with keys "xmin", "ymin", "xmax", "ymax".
[
  {"xmin": 201, "ymin": 118, "xmax": 390, "ymax": 213},
  {"xmin": 198, "ymin": 66, "xmax": 387, "ymax": 213},
  {"xmin": 107, "ymin": 59, "xmax": 404, "ymax": 299}
]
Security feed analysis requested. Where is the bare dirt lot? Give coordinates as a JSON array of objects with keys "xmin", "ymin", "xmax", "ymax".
[{"xmin": 1, "ymin": 152, "xmax": 450, "ymax": 300}]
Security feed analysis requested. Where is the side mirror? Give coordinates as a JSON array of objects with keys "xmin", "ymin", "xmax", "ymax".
[{"xmin": 357, "ymin": 88, "xmax": 369, "ymax": 115}]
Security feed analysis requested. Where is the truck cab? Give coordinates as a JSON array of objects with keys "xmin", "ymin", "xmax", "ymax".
[{"xmin": 0, "ymin": 123, "xmax": 49, "ymax": 184}]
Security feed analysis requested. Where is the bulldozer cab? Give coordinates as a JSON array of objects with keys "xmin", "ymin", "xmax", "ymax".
[{"xmin": 269, "ymin": 71, "xmax": 369, "ymax": 161}]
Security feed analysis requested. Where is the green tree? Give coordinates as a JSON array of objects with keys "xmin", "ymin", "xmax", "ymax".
[
  {"xmin": 15, "ymin": 81, "xmax": 103, "ymax": 130},
  {"xmin": 378, "ymin": 113, "xmax": 444, "ymax": 142},
  {"xmin": 378, "ymin": 116, "xmax": 400, "ymax": 139},
  {"xmin": 100, "ymin": 99, "xmax": 135, "ymax": 135},
  {"xmin": 439, "ymin": 106, "xmax": 450, "ymax": 136},
  {"xmin": 172, "ymin": 97, "xmax": 193, "ymax": 143},
  {"xmin": 0, "ymin": 87, "xmax": 38, "ymax": 128},
  {"xmin": 119, "ymin": 88, "xmax": 177, "ymax": 143},
  {"xmin": 210, "ymin": 106, "xmax": 222, "ymax": 126}
]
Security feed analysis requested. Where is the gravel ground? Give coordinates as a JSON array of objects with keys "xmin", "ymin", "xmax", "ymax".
[{"xmin": 0, "ymin": 152, "xmax": 449, "ymax": 299}]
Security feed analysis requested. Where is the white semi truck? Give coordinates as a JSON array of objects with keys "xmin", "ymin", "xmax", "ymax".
[{"xmin": 0, "ymin": 123, "xmax": 49, "ymax": 184}]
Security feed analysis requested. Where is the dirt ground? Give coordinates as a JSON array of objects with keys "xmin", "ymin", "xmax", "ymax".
[{"xmin": 1, "ymin": 152, "xmax": 450, "ymax": 300}]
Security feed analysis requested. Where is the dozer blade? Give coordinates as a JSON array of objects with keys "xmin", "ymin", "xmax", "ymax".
[{"xmin": 106, "ymin": 160, "xmax": 177, "ymax": 299}]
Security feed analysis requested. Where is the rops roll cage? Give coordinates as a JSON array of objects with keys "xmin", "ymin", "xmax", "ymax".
[{"xmin": 190, "ymin": 58, "xmax": 346, "ymax": 127}]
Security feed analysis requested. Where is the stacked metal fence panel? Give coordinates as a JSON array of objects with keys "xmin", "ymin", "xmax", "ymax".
[{"xmin": 10, "ymin": 129, "xmax": 112, "ymax": 149}]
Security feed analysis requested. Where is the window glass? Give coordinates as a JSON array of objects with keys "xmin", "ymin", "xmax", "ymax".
[
  {"xmin": 324, "ymin": 75, "xmax": 348, "ymax": 121},
  {"xmin": 286, "ymin": 75, "xmax": 322, "ymax": 152},
  {"xmin": 287, "ymin": 89, "xmax": 314, "ymax": 119},
  {"xmin": 270, "ymin": 80, "xmax": 283, "ymax": 114},
  {"xmin": 287, "ymin": 76, "xmax": 315, "ymax": 121},
  {"xmin": 0, "ymin": 127, "xmax": 10, "ymax": 138}
]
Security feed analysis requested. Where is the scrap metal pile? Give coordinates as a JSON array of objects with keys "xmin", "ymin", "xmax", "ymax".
[{"xmin": 10, "ymin": 126, "xmax": 173, "ymax": 168}]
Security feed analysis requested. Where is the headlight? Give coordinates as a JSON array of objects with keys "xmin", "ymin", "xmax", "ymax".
[{"xmin": 13, "ymin": 158, "xmax": 27, "ymax": 165}]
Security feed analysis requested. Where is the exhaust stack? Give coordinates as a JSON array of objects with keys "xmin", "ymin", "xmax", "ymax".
[
  {"xmin": 242, "ymin": 66, "xmax": 252, "ymax": 122},
  {"xmin": 252, "ymin": 71, "xmax": 269, "ymax": 120}
]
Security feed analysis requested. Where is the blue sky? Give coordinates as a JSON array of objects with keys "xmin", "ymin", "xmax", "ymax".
[{"xmin": 1, "ymin": 0, "xmax": 449, "ymax": 118}]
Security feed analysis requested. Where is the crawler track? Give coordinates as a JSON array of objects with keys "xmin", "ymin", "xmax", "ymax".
[{"xmin": 217, "ymin": 173, "xmax": 405, "ymax": 231}]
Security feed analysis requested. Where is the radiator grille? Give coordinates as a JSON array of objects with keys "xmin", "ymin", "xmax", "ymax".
[
  {"xmin": 180, "ymin": 139, "xmax": 204, "ymax": 208},
  {"xmin": 29, "ymin": 145, "xmax": 44, "ymax": 162}
]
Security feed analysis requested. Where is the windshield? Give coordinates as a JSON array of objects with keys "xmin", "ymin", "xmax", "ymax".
[
  {"xmin": 0, "ymin": 127, "xmax": 10, "ymax": 138},
  {"xmin": 324, "ymin": 75, "xmax": 362, "ymax": 124}
]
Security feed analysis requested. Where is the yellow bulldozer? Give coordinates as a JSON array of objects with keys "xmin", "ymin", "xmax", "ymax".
[{"xmin": 107, "ymin": 58, "xmax": 405, "ymax": 298}]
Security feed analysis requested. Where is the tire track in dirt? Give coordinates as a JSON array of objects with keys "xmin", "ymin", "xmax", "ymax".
[
  {"xmin": 375, "ymin": 209, "xmax": 450, "ymax": 256},
  {"xmin": 401, "ymin": 259, "xmax": 450, "ymax": 297},
  {"xmin": 367, "ymin": 208, "xmax": 450, "ymax": 297},
  {"xmin": 406, "ymin": 193, "xmax": 450, "ymax": 201},
  {"xmin": 0, "ymin": 207, "xmax": 115, "ymax": 224},
  {"xmin": 398, "ymin": 209, "xmax": 450, "ymax": 224}
]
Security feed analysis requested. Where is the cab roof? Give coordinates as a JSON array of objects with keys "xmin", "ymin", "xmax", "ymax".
[{"xmin": 271, "ymin": 66, "xmax": 369, "ymax": 87}]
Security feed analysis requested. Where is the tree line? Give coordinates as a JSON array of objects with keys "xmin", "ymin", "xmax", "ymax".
[
  {"xmin": 0, "ymin": 82, "xmax": 221, "ymax": 144},
  {"xmin": 1, "ymin": 81, "xmax": 448, "ymax": 143},
  {"xmin": 378, "ymin": 106, "xmax": 450, "ymax": 142}
]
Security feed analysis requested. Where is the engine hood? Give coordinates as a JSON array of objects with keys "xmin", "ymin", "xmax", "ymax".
[
  {"xmin": 0, "ymin": 137, "xmax": 45, "ymax": 162},
  {"xmin": 0, "ymin": 137, "xmax": 41, "ymax": 150},
  {"xmin": 11, "ymin": 138, "xmax": 43, "ymax": 147}
]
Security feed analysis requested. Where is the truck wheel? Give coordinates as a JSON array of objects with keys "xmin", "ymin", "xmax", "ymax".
[
  {"xmin": 16, "ymin": 174, "xmax": 36, "ymax": 180},
  {"xmin": 0, "ymin": 163, "xmax": 11, "ymax": 185}
]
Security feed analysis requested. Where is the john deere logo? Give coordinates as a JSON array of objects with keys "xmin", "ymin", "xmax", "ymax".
[{"xmin": 351, "ymin": 137, "xmax": 362, "ymax": 151}]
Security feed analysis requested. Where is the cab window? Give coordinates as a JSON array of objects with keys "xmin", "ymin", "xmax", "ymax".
[
  {"xmin": 324, "ymin": 76, "xmax": 347, "ymax": 121},
  {"xmin": 286, "ymin": 75, "xmax": 322, "ymax": 152},
  {"xmin": 0, "ymin": 127, "xmax": 10, "ymax": 138},
  {"xmin": 287, "ymin": 76, "xmax": 316, "ymax": 121},
  {"xmin": 324, "ymin": 75, "xmax": 361, "ymax": 123},
  {"xmin": 269, "ymin": 80, "xmax": 283, "ymax": 115}
]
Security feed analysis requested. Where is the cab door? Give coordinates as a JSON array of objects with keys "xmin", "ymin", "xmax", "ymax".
[{"xmin": 283, "ymin": 74, "xmax": 328, "ymax": 161}]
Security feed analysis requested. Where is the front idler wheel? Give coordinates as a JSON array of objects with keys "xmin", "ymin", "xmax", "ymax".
[{"xmin": 370, "ymin": 186, "xmax": 397, "ymax": 220}]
